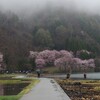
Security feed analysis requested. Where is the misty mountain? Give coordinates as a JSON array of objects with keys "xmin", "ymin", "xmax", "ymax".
[
  {"xmin": 0, "ymin": 7, "xmax": 100, "ymax": 70},
  {"xmin": 28, "ymin": 8, "xmax": 100, "ymax": 53},
  {"xmin": 1, "ymin": 0, "xmax": 100, "ymax": 16}
]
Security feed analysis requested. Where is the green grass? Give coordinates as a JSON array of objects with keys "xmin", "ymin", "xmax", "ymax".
[
  {"xmin": 0, "ymin": 75, "xmax": 40, "ymax": 100},
  {"xmin": 0, "ymin": 74, "xmax": 18, "ymax": 78},
  {"xmin": 0, "ymin": 95, "xmax": 20, "ymax": 100},
  {"xmin": 0, "ymin": 80, "xmax": 22, "ymax": 84}
]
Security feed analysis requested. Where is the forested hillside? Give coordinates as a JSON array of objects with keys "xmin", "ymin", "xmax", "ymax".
[
  {"xmin": 0, "ymin": 7, "xmax": 100, "ymax": 71},
  {"xmin": 29, "ymin": 9, "xmax": 100, "ymax": 53},
  {"xmin": 0, "ymin": 11, "xmax": 33, "ymax": 71}
]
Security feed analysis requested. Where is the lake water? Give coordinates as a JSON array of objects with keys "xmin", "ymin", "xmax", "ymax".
[
  {"xmin": 71, "ymin": 72, "xmax": 100, "ymax": 79},
  {"xmin": 0, "ymin": 83, "xmax": 29, "ymax": 96},
  {"xmin": 48, "ymin": 72, "xmax": 100, "ymax": 80}
]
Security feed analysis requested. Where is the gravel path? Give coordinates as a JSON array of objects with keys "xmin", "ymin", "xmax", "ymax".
[{"xmin": 20, "ymin": 78, "xmax": 71, "ymax": 100}]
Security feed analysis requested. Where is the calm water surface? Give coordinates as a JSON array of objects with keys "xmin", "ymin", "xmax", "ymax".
[
  {"xmin": 71, "ymin": 72, "xmax": 100, "ymax": 79},
  {"xmin": 0, "ymin": 83, "xmax": 29, "ymax": 96},
  {"xmin": 48, "ymin": 72, "xmax": 100, "ymax": 80}
]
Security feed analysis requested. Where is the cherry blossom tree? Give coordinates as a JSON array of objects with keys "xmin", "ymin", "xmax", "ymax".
[
  {"xmin": 87, "ymin": 59, "xmax": 95, "ymax": 68},
  {"xmin": 36, "ymin": 50, "xmax": 51, "ymax": 64},
  {"xmin": 60, "ymin": 50, "xmax": 73, "ymax": 58},
  {"xmin": 54, "ymin": 57, "xmax": 74, "ymax": 78},
  {"xmin": 30, "ymin": 50, "xmax": 74, "ymax": 67},
  {"xmin": 52, "ymin": 50, "xmax": 61, "ymax": 59},
  {"xmin": 54, "ymin": 57, "xmax": 65, "ymax": 71},
  {"xmin": 29, "ymin": 50, "xmax": 95, "ymax": 79},
  {"xmin": 54, "ymin": 50, "xmax": 74, "ymax": 77},
  {"xmin": 36, "ymin": 50, "xmax": 57, "ymax": 66},
  {"xmin": 54, "ymin": 56, "xmax": 95, "ymax": 79},
  {"xmin": 35, "ymin": 58, "xmax": 45, "ymax": 68},
  {"xmin": 72, "ymin": 58, "xmax": 82, "ymax": 72},
  {"xmin": 32, "ymin": 50, "xmax": 74, "ymax": 78},
  {"xmin": 80, "ymin": 59, "xmax": 95, "ymax": 79},
  {"xmin": 35, "ymin": 58, "xmax": 45, "ymax": 77}
]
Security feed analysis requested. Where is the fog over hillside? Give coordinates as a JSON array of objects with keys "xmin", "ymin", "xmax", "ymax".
[
  {"xmin": 1, "ymin": 0, "xmax": 100, "ymax": 71},
  {"xmin": 0, "ymin": 0, "xmax": 100, "ymax": 16}
]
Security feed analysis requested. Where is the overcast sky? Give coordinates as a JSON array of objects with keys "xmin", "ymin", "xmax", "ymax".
[{"xmin": 0, "ymin": 0, "xmax": 100, "ymax": 15}]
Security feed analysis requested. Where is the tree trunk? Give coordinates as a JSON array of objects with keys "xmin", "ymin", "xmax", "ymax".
[
  {"xmin": 84, "ymin": 73, "xmax": 87, "ymax": 79},
  {"xmin": 66, "ymin": 73, "xmax": 70, "ymax": 79}
]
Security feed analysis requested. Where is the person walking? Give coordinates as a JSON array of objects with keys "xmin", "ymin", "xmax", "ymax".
[{"xmin": 36, "ymin": 69, "xmax": 41, "ymax": 78}]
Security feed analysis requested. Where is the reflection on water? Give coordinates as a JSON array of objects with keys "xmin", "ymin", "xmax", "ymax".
[{"xmin": 0, "ymin": 83, "xmax": 29, "ymax": 96}]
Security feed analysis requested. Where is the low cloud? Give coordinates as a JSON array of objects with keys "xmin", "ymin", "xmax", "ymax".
[{"xmin": 0, "ymin": 0, "xmax": 100, "ymax": 15}]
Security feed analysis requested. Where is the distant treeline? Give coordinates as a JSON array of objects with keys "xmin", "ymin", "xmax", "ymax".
[{"xmin": 0, "ymin": 8, "xmax": 100, "ymax": 71}]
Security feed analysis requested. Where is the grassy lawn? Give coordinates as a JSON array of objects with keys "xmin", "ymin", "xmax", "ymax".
[
  {"xmin": 43, "ymin": 66, "xmax": 59, "ymax": 74},
  {"xmin": 0, "ymin": 74, "xmax": 40, "ymax": 100}
]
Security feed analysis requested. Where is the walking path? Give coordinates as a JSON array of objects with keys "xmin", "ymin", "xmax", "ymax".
[{"xmin": 20, "ymin": 78, "xmax": 71, "ymax": 100}]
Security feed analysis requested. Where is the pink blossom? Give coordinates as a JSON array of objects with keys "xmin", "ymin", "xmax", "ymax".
[
  {"xmin": 87, "ymin": 59, "xmax": 95, "ymax": 68},
  {"xmin": 30, "ymin": 50, "xmax": 95, "ymax": 71},
  {"xmin": 36, "ymin": 50, "xmax": 56, "ymax": 65},
  {"xmin": 54, "ymin": 57, "xmax": 64, "ymax": 68},
  {"xmin": 80, "ymin": 59, "xmax": 95, "ymax": 70},
  {"xmin": 54, "ymin": 57, "xmax": 73, "ymax": 69},
  {"xmin": 73, "ymin": 58, "xmax": 82, "ymax": 63},
  {"xmin": 52, "ymin": 50, "xmax": 61, "ymax": 59},
  {"xmin": 35, "ymin": 59, "xmax": 45, "ymax": 68},
  {"xmin": 60, "ymin": 50, "xmax": 73, "ymax": 58},
  {"xmin": 72, "ymin": 58, "xmax": 82, "ymax": 68}
]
